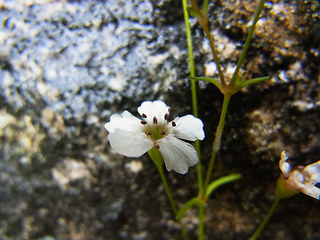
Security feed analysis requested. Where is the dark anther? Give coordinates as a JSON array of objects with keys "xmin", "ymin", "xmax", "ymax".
[
  {"xmin": 140, "ymin": 120, "xmax": 147, "ymax": 125},
  {"xmin": 142, "ymin": 113, "xmax": 147, "ymax": 118},
  {"xmin": 172, "ymin": 121, "xmax": 176, "ymax": 127},
  {"xmin": 155, "ymin": 144, "xmax": 160, "ymax": 149},
  {"xmin": 153, "ymin": 116, "xmax": 158, "ymax": 124},
  {"xmin": 161, "ymin": 131, "xmax": 166, "ymax": 135},
  {"xmin": 164, "ymin": 113, "xmax": 169, "ymax": 120},
  {"xmin": 147, "ymin": 131, "xmax": 152, "ymax": 135}
]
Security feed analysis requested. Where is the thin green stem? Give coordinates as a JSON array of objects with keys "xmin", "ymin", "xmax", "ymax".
[
  {"xmin": 182, "ymin": 0, "xmax": 203, "ymax": 195},
  {"xmin": 157, "ymin": 164, "xmax": 178, "ymax": 214},
  {"xmin": 230, "ymin": 0, "xmax": 266, "ymax": 86},
  {"xmin": 198, "ymin": 202, "xmax": 205, "ymax": 240},
  {"xmin": 182, "ymin": 2, "xmax": 204, "ymax": 239},
  {"xmin": 202, "ymin": 0, "xmax": 210, "ymax": 14},
  {"xmin": 203, "ymin": 94, "xmax": 231, "ymax": 191},
  {"xmin": 202, "ymin": 24, "xmax": 226, "ymax": 87},
  {"xmin": 195, "ymin": 140, "xmax": 203, "ymax": 193},
  {"xmin": 149, "ymin": 148, "xmax": 190, "ymax": 240},
  {"xmin": 189, "ymin": 0, "xmax": 226, "ymax": 87},
  {"xmin": 183, "ymin": 0, "xmax": 197, "ymax": 116},
  {"xmin": 189, "ymin": 0, "xmax": 201, "ymax": 13},
  {"xmin": 249, "ymin": 198, "xmax": 280, "ymax": 240},
  {"xmin": 156, "ymin": 164, "xmax": 190, "ymax": 240}
]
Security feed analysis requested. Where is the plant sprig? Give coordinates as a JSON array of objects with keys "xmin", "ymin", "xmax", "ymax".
[{"xmin": 181, "ymin": 0, "xmax": 270, "ymax": 239}]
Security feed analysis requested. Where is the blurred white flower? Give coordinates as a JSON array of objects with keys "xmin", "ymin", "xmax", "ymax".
[
  {"xmin": 276, "ymin": 151, "xmax": 320, "ymax": 200},
  {"xmin": 105, "ymin": 100, "xmax": 205, "ymax": 174}
]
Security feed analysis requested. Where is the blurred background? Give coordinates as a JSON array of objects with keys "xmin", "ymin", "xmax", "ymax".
[{"xmin": 0, "ymin": 0, "xmax": 319, "ymax": 239}]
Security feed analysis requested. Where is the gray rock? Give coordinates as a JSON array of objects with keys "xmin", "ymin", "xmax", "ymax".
[{"xmin": 0, "ymin": 0, "xmax": 319, "ymax": 239}]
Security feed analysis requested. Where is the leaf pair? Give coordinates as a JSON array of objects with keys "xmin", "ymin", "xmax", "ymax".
[{"xmin": 189, "ymin": 76, "xmax": 271, "ymax": 96}]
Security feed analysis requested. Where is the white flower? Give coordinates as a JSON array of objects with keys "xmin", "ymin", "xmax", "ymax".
[
  {"xmin": 277, "ymin": 151, "xmax": 320, "ymax": 200},
  {"xmin": 105, "ymin": 100, "xmax": 205, "ymax": 174}
]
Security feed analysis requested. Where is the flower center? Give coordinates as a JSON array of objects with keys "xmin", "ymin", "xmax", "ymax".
[{"xmin": 140, "ymin": 113, "xmax": 176, "ymax": 141}]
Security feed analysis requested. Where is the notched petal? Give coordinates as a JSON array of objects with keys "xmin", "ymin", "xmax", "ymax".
[
  {"xmin": 158, "ymin": 135, "xmax": 199, "ymax": 174},
  {"xmin": 105, "ymin": 110, "xmax": 141, "ymax": 133},
  {"xmin": 279, "ymin": 151, "xmax": 291, "ymax": 175},
  {"xmin": 300, "ymin": 185, "xmax": 320, "ymax": 200},
  {"xmin": 172, "ymin": 115, "xmax": 205, "ymax": 141},
  {"xmin": 108, "ymin": 129, "xmax": 154, "ymax": 157},
  {"xmin": 137, "ymin": 100, "xmax": 170, "ymax": 124},
  {"xmin": 303, "ymin": 160, "xmax": 320, "ymax": 183},
  {"xmin": 277, "ymin": 151, "xmax": 320, "ymax": 200}
]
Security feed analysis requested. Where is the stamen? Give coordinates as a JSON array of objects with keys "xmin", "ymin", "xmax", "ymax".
[
  {"xmin": 147, "ymin": 131, "xmax": 152, "ymax": 135},
  {"xmin": 155, "ymin": 144, "xmax": 160, "ymax": 149},
  {"xmin": 153, "ymin": 116, "xmax": 158, "ymax": 124},
  {"xmin": 142, "ymin": 113, "xmax": 147, "ymax": 118},
  {"xmin": 140, "ymin": 120, "xmax": 147, "ymax": 125},
  {"xmin": 172, "ymin": 121, "xmax": 176, "ymax": 127},
  {"xmin": 164, "ymin": 113, "xmax": 169, "ymax": 120},
  {"xmin": 161, "ymin": 131, "xmax": 166, "ymax": 135},
  {"xmin": 168, "ymin": 107, "xmax": 171, "ymax": 112}
]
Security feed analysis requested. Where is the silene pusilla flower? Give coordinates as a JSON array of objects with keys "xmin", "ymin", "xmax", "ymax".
[
  {"xmin": 276, "ymin": 151, "xmax": 320, "ymax": 200},
  {"xmin": 105, "ymin": 100, "xmax": 205, "ymax": 174}
]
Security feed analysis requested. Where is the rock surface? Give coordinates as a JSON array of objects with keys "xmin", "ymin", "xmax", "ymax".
[{"xmin": 0, "ymin": 0, "xmax": 319, "ymax": 239}]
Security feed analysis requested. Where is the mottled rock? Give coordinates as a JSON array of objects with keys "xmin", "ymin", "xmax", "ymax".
[{"xmin": 0, "ymin": 0, "xmax": 320, "ymax": 239}]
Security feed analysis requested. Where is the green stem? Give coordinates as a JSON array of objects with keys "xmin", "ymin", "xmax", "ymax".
[
  {"xmin": 202, "ymin": 23, "xmax": 226, "ymax": 87},
  {"xmin": 156, "ymin": 163, "xmax": 190, "ymax": 240},
  {"xmin": 189, "ymin": 0, "xmax": 226, "ymax": 87},
  {"xmin": 203, "ymin": 94, "xmax": 231, "ymax": 191},
  {"xmin": 249, "ymin": 198, "xmax": 280, "ymax": 240},
  {"xmin": 182, "ymin": 0, "xmax": 203, "ymax": 195},
  {"xmin": 198, "ymin": 202, "xmax": 205, "ymax": 240},
  {"xmin": 230, "ymin": 0, "xmax": 266, "ymax": 86},
  {"xmin": 202, "ymin": 0, "xmax": 210, "ymax": 14},
  {"xmin": 182, "ymin": 0, "xmax": 197, "ymax": 115},
  {"xmin": 156, "ymin": 164, "xmax": 178, "ymax": 214},
  {"xmin": 149, "ymin": 148, "xmax": 190, "ymax": 240},
  {"xmin": 182, "ymin": 2, "xmax": 204, "ymax": 239}
]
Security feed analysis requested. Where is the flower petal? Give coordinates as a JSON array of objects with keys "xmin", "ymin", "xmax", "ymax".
[
  {"xmin": 300, "ymin": 185, "xmax": 320, "ymax": 200},
  {"xmin": 172, "ymin": 115, "xmax": 205, "ymax": 141},
  {"xmin": 302, "ymin": 160, "xmax": 320, "ymax": 183},
  {"xmin": 279, "ymin": 151, "xmax": 291, "ymax": 175},
  {"xmin": 108, "ymin": 128, "xmax": 154, "ymax": 157},
  {"xmin": 105, "ymin": 110, "xmax": 141, "ymax": 133},
  {"xmin": 158, "ymin": 134, "xmax": 199, "ymax": 174},
  {"xmin": 137, "ymin": 100, "xmax": 170, "ymax": 125}
]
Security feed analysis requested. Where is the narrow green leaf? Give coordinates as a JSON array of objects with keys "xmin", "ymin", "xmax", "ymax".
[
  {"xmin": 188, "ymin": 76, "xmax": 222, "ymax": 91},
  {"xmin": 176, "ymin": 197, "xmax": 200, "ymax": 220},
  {"xmin": 205, "ymin": 173, "xmax": 242, "ymax": 198},
  {"xmin": 240, "ymin": 76, "xmax": 271, "ymax": 88}
]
